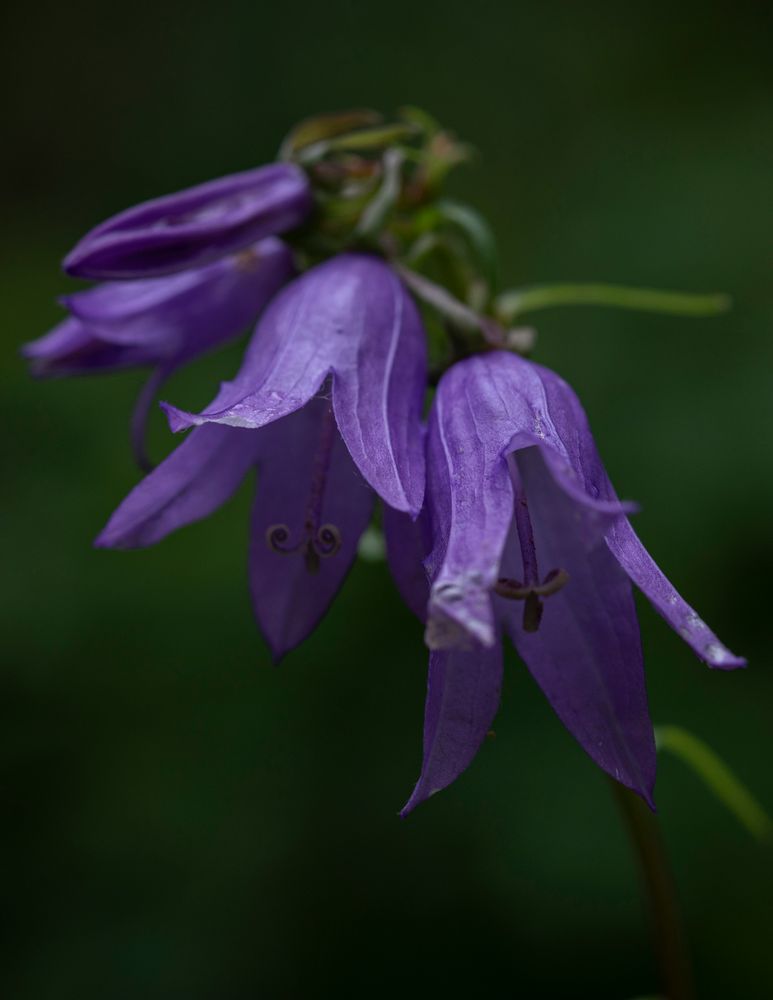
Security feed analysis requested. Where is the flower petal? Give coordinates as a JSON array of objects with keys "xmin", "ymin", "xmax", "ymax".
[
  {"xmin": 606, "ymin": 518, "xmax": 746, "ymax": 670},
  {"xmin": 25, "ymin": 240, "xmax": 293, "ymax": 390},
  {"xmin": 383, "ymin": 504, "xmax": 432, "ymax": 621},
  {"xmin": 22, "ymin": 317, "xmax": 156, "ymax": 375},
  {"xmin": 531, "ymin": 360, "xmax": 745, "ymax": 671},
  {"xmin": 425, "ymin": 352, "xmax": 632, "ymax": 651},
  {"xmin": 63, "ymin": 238, "xmax": 293, "ymax": 358},
  {"xmin": 400, "ymin": 643, "xmax": 503, "ymax": 816},
  {"xmin": 95, "ymin": 424, "xmax": 260, "ymax": 549},
  {"xmin": 249, "ymin": 399, "xmax": 374, "ymax": 660},
  {"xmin": 330, "ymin": 258, "xmax": 427, "ymax": 514},
  {"xmin": 64, "ymin": 164, "xmax": 312, "ymax": 279},
  {"xmin": 164, "ymin": 254, "xmax": 427, "ymax": 514},
  {"xmin": 498, "ymin": 446, "xmax": 656, "ymax": 805}
]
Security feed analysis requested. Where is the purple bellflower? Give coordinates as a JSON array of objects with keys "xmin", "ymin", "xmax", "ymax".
[
  {"xmin": 96, "ymin": 253, "xmax": 427, "ymax": 659},
  {"xmin": 388, "ymin": 352, "xmax": 745, "ymax": 814},
  {"xmin": 62, "ymin": 163, "xmax": 312, "ymax": 279},
  {"xmin": 23, "ymin": 239, "xmax": 295, "ymax": 466},
  {"xmin": 28, "ymin": 109, "xmax": 746, "ymax": 816},
  {"xmin": 24, "ymin": 163, "xmax": 314, "ymax": 467}
]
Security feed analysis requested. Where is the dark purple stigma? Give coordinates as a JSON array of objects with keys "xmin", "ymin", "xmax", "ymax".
[
  {"xmin": 265, "ymin": 403, "xmax": 342, "ymax": 574},
  {"xmin": 494, "ymin": 463, "xmax": 569, "ymax": 631}
]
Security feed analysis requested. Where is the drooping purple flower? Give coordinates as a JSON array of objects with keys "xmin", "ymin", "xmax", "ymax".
[
  {"xmin": 97, "ymin": 253, "xmax": 427, "ymax": 658},
  {"xmin": 162, "ymin": 253, "xmax": 426, "ymax": 515},
  {"xmin": 63, "ymin": 163, "xmax": 313, "ymax": 279},
  {"xmin": 390, "ymin": 351, "xmax": 745, "ymax": 814},
  {"xmin": 23, "ymin": 238, "xmax": 294, "ymax": 467}
]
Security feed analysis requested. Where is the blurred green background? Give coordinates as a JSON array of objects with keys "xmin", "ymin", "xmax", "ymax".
[{"xmin": 2, "ymin": 1, "xmax": 771, "ymax": 997}]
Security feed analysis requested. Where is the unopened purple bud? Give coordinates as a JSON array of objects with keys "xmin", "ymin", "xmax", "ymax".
[{"xmin": 63, "ymin": 163, "xmax": 313, "ymax": 279}]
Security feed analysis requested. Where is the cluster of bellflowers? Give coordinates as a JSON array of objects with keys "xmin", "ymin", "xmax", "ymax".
[{"xmin": 25, "ymin": 109, "xmax": 745, "ymax": 815}]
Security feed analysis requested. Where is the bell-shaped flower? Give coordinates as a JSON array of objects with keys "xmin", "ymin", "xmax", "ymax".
[
  {"xmin": 63, "ymin": 163, "xmax": 313, "ymax": 279},
  {"xmin": 23, "ymin": 239, "xmax": 294, "ymax": 466},
  {"xmin": 389, "ymin": 351, "xmax": 744, "ymax": 814},
  {"xmin": 96, "ymin": 253, "xmax": 427, "ymax": 659}
]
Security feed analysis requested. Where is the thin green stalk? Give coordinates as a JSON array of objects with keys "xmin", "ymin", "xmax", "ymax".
[
  {"xmin": 611, "ymin": 781, "xmax": 695, "ymax": 1000},
  {"xmin": 497, "ymin": 283, "xmax": 730, "ymax": 320},
  {"xmin": 655, "ymin": 726, "xmax": 771, "ymax": 841}
]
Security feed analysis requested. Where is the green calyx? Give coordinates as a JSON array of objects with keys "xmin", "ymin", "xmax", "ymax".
[
  {"xmin": 280, "ymin": 107, "xmax": 476, "ymax": 261},
  {"xmin": 280, "ymin": 108, "xmax": 518, "ymax": 372},
  {"xmin": 279, "ymin": 108, "xmax": 730, "ymax": 376}
]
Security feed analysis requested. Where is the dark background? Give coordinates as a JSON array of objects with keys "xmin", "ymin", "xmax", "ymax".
[{"xmin": 2, "ymin": 1, "xmax": 771, "ymax": 997}]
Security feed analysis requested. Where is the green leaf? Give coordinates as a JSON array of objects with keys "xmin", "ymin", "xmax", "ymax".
[{"xmin": 655, "ymin": 725, "xmax": 771, "ymax": 841}]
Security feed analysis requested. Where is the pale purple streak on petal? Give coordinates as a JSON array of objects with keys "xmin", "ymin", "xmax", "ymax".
[
  {"xmin": 95, "ymin": 424, "xmax": 260, "ymax": 549},
  {"xmin": 164, "ymin": 254, "xmax": 427, "ymax": 514},
  {"xmin": 424, "ymin": 370, "xmax": 514, "ymax": 649},
  {"xmin": 64, "ymin": 164, "xmax": 312, "ymax": 279},
  {"xmin": 606, "ymin": 518, "xmax": 746, "ymax": 670},
  {"xmin": 383, "ymin": 504, "xmax": 432, "ymax": 621},
  {"xmin": 330, "ymin": 258, "xmax": 427, "ymax": 514},
  {"xmin": 499, "ymin": 447, "xmax": 656, "ymax": 804},
  {"xmin": 400, "ymin": 643, "xmax": 503, "ymax": 816},
  {"xmin": 249, "ymin": 399, "xmax": 374, "ymax": 660}
]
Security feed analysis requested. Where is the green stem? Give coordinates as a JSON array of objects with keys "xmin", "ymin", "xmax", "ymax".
[
  {"xmin": 655, "ymin": 726, "xmax": 771, "ymax": 841},
  {"xmin": 610, "ymin": 781, "xmax": 695, "ymax": 1000},
  {"xmin": 497, "ymin": 283, "xmax": 730, "ymax": 320}
]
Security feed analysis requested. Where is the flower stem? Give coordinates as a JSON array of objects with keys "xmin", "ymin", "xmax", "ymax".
[
  {"xmin": 610, "ymin": 780, "xmax": 695, "ymax": 1000},
  {"xmin": 497, "ymin": 283, "xmax": 730, "ymax": 320}
]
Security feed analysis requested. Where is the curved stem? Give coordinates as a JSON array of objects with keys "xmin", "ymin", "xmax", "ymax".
[
  {"xmin": 130, "ymin": 366, "xmax": 169, "ymax": 473},
  {"xmin": 610, "ymin": 780, "xmax": 695, "ymax": 1000},
  {"xmin": 655, "ymin": 726, "xmax": 771, "ymax": 841},
  {"xmin": 497, "ymin": 283, "xmax": 730, "ymax": 320}
]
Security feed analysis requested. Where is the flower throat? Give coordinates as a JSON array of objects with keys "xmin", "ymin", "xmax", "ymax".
[
  {"xmin": 265, "ymin": 403, "xmax": 342, "ymax": 573},
  {"xmin": 494, "ymin": 461, "xmax": 569, "ymax": 632}
]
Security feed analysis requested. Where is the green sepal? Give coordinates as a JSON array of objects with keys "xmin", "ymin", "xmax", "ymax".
[
  {"xmin": 279, "ymin": 109, "xmax": 382, "ymax": 160},
  {"xmin": 297, "ymin": 124, "xmax": 421, "ymax": 165},
  {"xmin": 434, "ymin": 199, "xmax": 499, "ymax": 294},
  {"xmin": 355, "ymin": 149, "xmax": 404, "ymax": 240}
]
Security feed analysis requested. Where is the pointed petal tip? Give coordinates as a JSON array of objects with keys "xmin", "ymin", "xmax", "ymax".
[
  {"xmin": 61, "ymin": 249, "xmax": 84, "ymax": 278},
  {"xmin": 160, "ymin": 401, "xmax": 197, "ymax": 433},
  {"xmin": 703, "ymin": 647, "xmax": 747, "ymax": 671},
  {"xmin": 267, "ymin": 646, "xmax": 286, "ymax": 667},
  {"xmin": 262, "ymin": 629, "xmax": 291, "ymax": 665},
  {"xmin": 609, "ymin": 773, "xmax": 657, "ymax": 812},
  {"xmin": 386, "ymin": 493, "xmax": 424, "ymax": 520},
  {"xmin": 398, "ymin": 784, "xmax": 438, "ymax": 818},
  {"xmin": 638, "ymin": 779, "xmax": 657, "ymax": 812},
  {"xmin": 93, "ymin": 526, "xmax": 129, "ymax": 551},
  {"xmin": 636, "ymin": 781, "xmax": 657, "ymax": 813}
]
